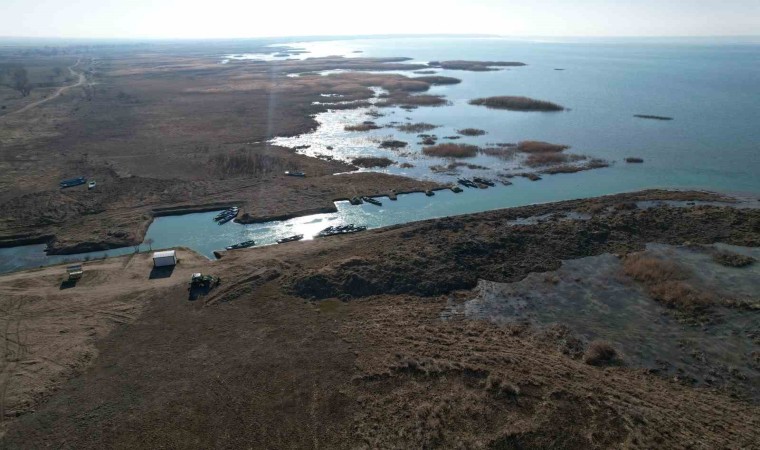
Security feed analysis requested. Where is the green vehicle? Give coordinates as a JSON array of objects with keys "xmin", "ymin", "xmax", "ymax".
[{"xmin": 190, "ymin": 273, "xmax": 221, "ymax": 288}]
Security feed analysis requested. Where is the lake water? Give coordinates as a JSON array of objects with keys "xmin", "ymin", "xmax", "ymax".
[
  {"xmin": 2, "ymin": 37, "xmax": 759, "ymax": 273},
  {"xmin": 273, "ymin": 36, "xmax": 760, "ymax": 193}
]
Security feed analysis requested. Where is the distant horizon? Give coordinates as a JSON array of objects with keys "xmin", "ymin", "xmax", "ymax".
[
  {"xmin": 2, "ymin": 0, "xmax": 758, "ymax": 40},
  {"xmin": 1, "ymin": 33, "xmax": 759, "ymax": 45}
]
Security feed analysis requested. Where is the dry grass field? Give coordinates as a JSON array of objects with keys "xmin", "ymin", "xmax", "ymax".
[
  {"xmin": 0, "ymin": 45, "xmax": 443, "ymax": 253},
  {"xmin": 0, "ymin": 191, "xmax": 758, "ymax": 448}
]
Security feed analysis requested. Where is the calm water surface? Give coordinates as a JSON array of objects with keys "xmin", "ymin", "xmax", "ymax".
[{"xmin": 2, "ymin": 37, "xmax": 758, "ymax": 273}]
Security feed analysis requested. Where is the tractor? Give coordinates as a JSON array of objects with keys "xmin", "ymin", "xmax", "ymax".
[{"xmin": 189, "ymin": 273, "xmax": 221, "ymax": 289}]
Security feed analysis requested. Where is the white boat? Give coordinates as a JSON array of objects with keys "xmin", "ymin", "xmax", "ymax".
[{"xmin": 88, "ymin": 181, "xmax": 96, "ymax": 189}]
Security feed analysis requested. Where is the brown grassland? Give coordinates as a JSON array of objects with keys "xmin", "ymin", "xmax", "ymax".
[
  {"xmin": 0, "ymin": 41, "xmax": 758, "ymax": 449},
  {"xmin": 0, "ymin": 47, "xmax": 444, "ymax": 253},
  {"xmin": 1, "ymin": 191, "xmax": 758, "ymax": 448}
]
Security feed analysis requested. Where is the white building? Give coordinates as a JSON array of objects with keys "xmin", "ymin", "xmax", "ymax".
[{"xmin": 152, "ymin": 250, "xmax": 177, "ymax": 267}]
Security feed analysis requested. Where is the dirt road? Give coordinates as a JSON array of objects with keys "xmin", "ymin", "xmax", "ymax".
[{"xmin": 3, "ymin": 59, "xmax": 86, "ymax": 118}]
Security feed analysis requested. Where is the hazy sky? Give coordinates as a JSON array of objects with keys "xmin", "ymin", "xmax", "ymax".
[{"xmin": 1, "ymin": 0, "xmax": 758, "ymax": 39}]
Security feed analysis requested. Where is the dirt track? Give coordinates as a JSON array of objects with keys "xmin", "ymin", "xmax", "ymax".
[
  {"xmin": 1, "ymin": 191, "xmax": 758, "ymax": 448},
  {"xmin": 2, "ymin": 59, "xmax": 86, "ymax": 118}
]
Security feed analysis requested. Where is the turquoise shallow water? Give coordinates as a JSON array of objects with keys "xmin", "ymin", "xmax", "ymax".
[
  {"xmin": 1, "ymin": 37, "xmax": 758, "ymax": 273},
  {"xmin": 275, "ymin": 37, "xmax": 760, "ymax": 193}
]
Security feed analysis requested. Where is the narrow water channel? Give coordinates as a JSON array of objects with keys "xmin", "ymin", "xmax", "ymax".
[{"xmin": 0, "ymin": 171, "xmax": 753, "ymax": 275}]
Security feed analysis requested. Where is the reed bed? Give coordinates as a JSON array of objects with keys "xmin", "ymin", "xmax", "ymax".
[
  {"xmin": 422, "ymin": 143, "xmax": 479, "ymax": 158},
  {"xmin": 457, "ymin": 128, "xmax": 486, "ymax": 136},
  {"xmin": 469, "ymin": 96, "xmax": 564, "ymax": 111}
]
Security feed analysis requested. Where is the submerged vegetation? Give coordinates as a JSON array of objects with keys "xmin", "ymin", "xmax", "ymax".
[
  {"xmin": 395, "ymin": 122, "xmax": 438, "ymax": 133},
  {"xmin": 541, "ymin": 159, "xmax": 610, "ymax": 174},
  {"xmin": 344, "ymin": 122, "xmax": 381, "ymax": 132},
  {"xmin": 711, "ymin": 250, "xmax": 755, "ymax": 268},
  {"xmin": 384, "ymin": 93, "xmax": 450, "ymax": 108},
  {"xmin": 479, "ymin": 147, "xmax": 516, "ymax": 159},
  {"xmin": 457, "ymin": 128, "xmax": 486, "ymax": 136},
  {"xmin": 525, "ymin": 152, "xmax": 584, "ymax": 167},
  {"xmin": 469, "ymin": 96, "xmax": 565, "ymax": 112},
  {"xmin": 634, "ymin": 114, "xmax": 673, "ymax": 121},
  {"xmin": 351, "ymin": 157, "xmax": 394, "ymax": 168},
  {"xmin": 428, "ymin": 60, "xmax": 526, "ymax": 71},
  {"xmin": 430, "ymin": 161, "xmax": 489, "ymax": 173},
  {"xmin": 517, "ymin": 141, "xmax": 570, "ymax": 153},
  {"xmin": 422, "ymin": 143, "xmax": 479, "ymax": 158},
  {"xmin": 379, "ymin": 140, "xmax": 408, "ymax": 149},
  {"xmin": 412, "ymin": 76, "xmax": 462, "ymax": 85}
]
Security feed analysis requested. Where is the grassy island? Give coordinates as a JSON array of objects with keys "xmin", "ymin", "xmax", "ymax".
[
  {"xmin": 422, "ymin": 143, "xmax": 479, "ymax": 158},
  {"xmin": 470, "ymin": 96, "xmax": 565, "ymax": 111}
]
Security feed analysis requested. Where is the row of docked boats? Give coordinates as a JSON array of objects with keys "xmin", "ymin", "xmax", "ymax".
[
  {"xmin": 214, "ymin": 207, "xmax": 239, "ymax": 225},
  {"xmin": 225, "ymin": 234, "xmax": 304, "ymax": 251},
  {"xmin": 223, "ymin": 225, "xmax": 359, "ymax": 252},
  {"xmin": 457, "ymin": 177, "xmax": 495, "ymax": 188},
  {"xmin": 315, "ymin": 224, "xmax": 367, "ymax": 238}
]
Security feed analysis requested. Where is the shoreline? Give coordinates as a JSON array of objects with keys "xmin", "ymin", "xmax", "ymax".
[
  {"xmin": 1, "ymin": 188, "xmax": 758, "ymax": 446},
  {"xmin": 1, "ymin": 188, "xmax": 744, "ymax": 275}
]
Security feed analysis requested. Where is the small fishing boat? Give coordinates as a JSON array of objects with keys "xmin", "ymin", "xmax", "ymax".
[
  {"xmin": 88, "ymin": 180, "xmax": 96, "ymax": 189},
  {"xmin": 457, "ymin": 178, "xmax": 478, "ymax": 188},
  {"xmin": 214, "ymin": 207, "xmax": 239, "ymax": 221},
  {"xmin": 425, "ymin": 190, "xmax": 435, "ymax": 196},
  {"xmin": 277, "ymin": 234, "xmax": 304, "ymax": 244},
  {"xmin": 361, "ymin": 196, "xmax": 382, "ymax": 206},
  {"xmin": 225, "ymin": 240, "xmax": 255, "ymax": 250},
  {"xmin": 217, "ymin": 211, "xmax": 238, "ymax": 225},
  {"xmin": 473, "ymin": 177, "xmax": 494, "ymax": 187},
  {"xmin": 315, "ymin": 224, "xmax": 367, "ymax": 238}
]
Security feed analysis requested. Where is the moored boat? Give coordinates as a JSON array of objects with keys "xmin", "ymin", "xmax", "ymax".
[
  {"xmin": 214, "ymin": 207, "xmax": 239, "ymax": 221},
  {"xmin": 361, "ymin": 196, "xmax": 382, "ymax": 206},
  {"xmin": 277, "ymin": 234, "xmax": 304, "ymax": 244},
  {"xmin": 225, "ymin": 240, "xmax": 256, "ymax": 250},
  {"xmin": 473, "ymin": 177, "xmax": 495, "ymax": 187},
  {"xmin": 217, "ymin": 211, "xmax": 238, "ymax": 225},
  {"xmin": 315, "ymin": 224, "xmax": 367, "ymax": 238},
  {"xmin": 457, "ymin": 178, "xmax": 478, "ymax": 188}
]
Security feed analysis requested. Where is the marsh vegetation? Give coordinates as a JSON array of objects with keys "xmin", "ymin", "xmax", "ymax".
[
  {"xmin": 469, "ymin": 96, "xmax": 565, "ymax": 112},
  {"xmin": 422, "ymin": 143, "xmax": 479, "ymax": 158},
  {"xmin": 345, "ymin": 122, "xmax": 382, "ymax": 132},
  {"xmin": 379, "ymin": 140, "xmax": 408, "ymax": 149},
  {"xmin": 395, "ymin": 122, "xmax": 438, "ymax": 133},
  {"xmin": 352, "ymin": 157, "xmax": 395, "ymax": 168},
  {"xmin": 412, "ymin": 75, "xmax": 462, "ymax": 85},
  {"xmin": 457, "ymin": 128, "xmax": 486, "ymax": 136}
]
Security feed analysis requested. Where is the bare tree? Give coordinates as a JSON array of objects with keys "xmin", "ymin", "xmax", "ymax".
[
  {"xmin": 145, "ymin": 238, "xmax": 154, "ymax": 251},
  {"xmin": 9, "ymin": 67, "xmax": 32, "ymax": 97}
]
